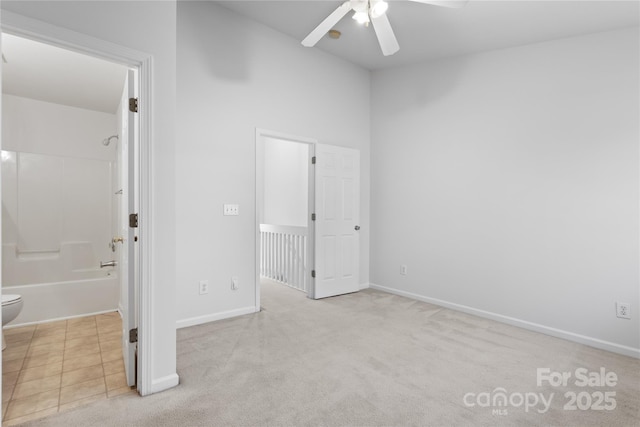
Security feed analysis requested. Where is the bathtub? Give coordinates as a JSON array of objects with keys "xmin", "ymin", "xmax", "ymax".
[
  {"xmin": 2, "ymin": 241, "xmax": 120, "ymax": 326},
  {"xmin": 3, "ymin": 272, "xmax": 119, "ymax": 327}
]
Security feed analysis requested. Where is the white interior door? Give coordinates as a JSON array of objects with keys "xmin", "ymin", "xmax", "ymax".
[
  {"xmin": 118, "ymin": 69, "xmax": 137, "ymax": 387},
  {"xmin": 313, "ymin": 144, "xmax": 360, "ymax": 299}
]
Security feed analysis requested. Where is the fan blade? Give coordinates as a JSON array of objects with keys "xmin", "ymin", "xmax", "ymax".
[
  {"xmin": 407, "ymin": 0, "xmax": 469, "ymax": 8},
  {"xmin": 302, "ymin": 1, "xmax": 352, "ymax": 47},
  {"xmin": 371, "ymin": 13, "xmax": 399, "ymax": 56}
]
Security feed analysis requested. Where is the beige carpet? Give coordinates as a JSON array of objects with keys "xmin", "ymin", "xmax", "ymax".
[{"xmin": 21, "ymin": 280, "xmax": 640, "ymax": 426}]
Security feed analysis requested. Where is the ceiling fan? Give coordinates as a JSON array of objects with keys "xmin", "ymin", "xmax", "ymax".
[{"xmin": 302, "ymin": 0, "xmax": 468, "ymax": 56}]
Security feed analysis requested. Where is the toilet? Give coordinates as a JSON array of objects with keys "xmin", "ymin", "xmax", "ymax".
[{"xmin": 2, "ymin": 294, "xmax": 24, "ymax": 350}]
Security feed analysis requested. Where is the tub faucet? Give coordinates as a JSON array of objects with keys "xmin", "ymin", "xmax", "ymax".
[{"xmin": 100, "ymin": 260, "xmax": 117, "ymax": 268}]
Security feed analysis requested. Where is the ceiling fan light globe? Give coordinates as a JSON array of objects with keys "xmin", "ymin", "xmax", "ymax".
[
  {"xmin": 370, "ymin": 1, "xmax": 389, "ymax": 18},
  {"xmin": 352, "ymin": 11, "xmax": 370, "ymax": 25}
]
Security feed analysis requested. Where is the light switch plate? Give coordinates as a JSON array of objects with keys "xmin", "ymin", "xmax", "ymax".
[{"xmin": 224, "ymin": 204, "xmax": 239, "ymax": 216}]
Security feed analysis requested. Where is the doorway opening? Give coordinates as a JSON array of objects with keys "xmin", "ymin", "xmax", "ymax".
[
  {"xmin": 255, "ymin": 129, "xmax": 362, "ymax": 308},
  {"xmin": 1, "ymin": 31, "xmax": 141, "ymax": 422},
  {"xmin": 256, "ymin": 130, "xmax": 316, "ymax": 310}
]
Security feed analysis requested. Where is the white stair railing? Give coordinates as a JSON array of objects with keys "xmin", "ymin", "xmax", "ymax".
[{"xmin": 260, "ymin": 224, "xmax": 308, "ymax": 292}]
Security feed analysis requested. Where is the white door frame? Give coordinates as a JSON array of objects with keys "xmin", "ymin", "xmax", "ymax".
[
  {"xmin": 1, "ymin": 11, "xmax": 154, "ymax": 395},
  {"xmin": 255, "ymin": 128, "xmax": 316, "ymax": 309}
]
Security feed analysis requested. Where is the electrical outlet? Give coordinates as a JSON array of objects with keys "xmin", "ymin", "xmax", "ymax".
[
  {"xmin": 616, "ymin": 302, "xmax": 630, "ymax": 319},
  {"xmin": 199, "ymin": 280, "xmax": 209, "ymax": 295},
  {"xmin": 223, "ymin": 204, "xmax": 239, "ymax": 216},
  {"xmin": 400, "ymin": 265, "xmax": 407, "ymax": 275},
  {"xmin": 231, "ymin": 276, "xmax": 239, "ymax": 291}
]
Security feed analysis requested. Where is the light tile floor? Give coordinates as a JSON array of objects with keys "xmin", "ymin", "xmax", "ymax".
[{"xmin": 2, "ymin": 312, "xmax": 135, "ymax": 425}]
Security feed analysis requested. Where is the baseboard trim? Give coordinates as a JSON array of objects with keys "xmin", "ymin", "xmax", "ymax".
[
  {"xmin": 369, "ymin": 283, "xmax": 640, "ymax": 359},
  {"xmin": 176, "ymin": 306, "xmax": 256, "ymax": 329},
  {"xmin": 359, "ymin": 282, "xmax": 370, "ymax": 290},
  {"xmin": 150, "ymin": 373, "xmax": 180, "ymax": 394},
  {"xmin": 4, "ymin": 309, "xmax": 119, "ymax": 329}
]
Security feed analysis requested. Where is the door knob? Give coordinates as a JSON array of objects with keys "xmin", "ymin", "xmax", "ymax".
[
  {"xmin": 112, "ymin": 237, "xmax": 125, "ymax": 244},
  {"xmin": 355, "ymin": 225, "xmax": 360, "ymax": 231}
]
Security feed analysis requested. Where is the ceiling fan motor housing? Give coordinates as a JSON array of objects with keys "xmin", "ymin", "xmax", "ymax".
[{"xmin": 351, "ymin": 0, "xmax": 389, "ymax": 22}]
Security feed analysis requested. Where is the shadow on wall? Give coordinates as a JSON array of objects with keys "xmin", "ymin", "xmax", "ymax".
[
  {"xmin": 180, "ymin": 1, "xmax": 251, "ymax": 81},
  {"xmin": 415, "ymin": 59, "xmax": 467, "ymax": 105},
  {"xmin": 379, "ymin": 56, "xmax": 469, "ymax": 117}
]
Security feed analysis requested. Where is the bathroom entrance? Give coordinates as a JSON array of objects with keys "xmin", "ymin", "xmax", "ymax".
[{"xmin": 0, "ymin": 32, "xmax": 140, "ymax": 421}]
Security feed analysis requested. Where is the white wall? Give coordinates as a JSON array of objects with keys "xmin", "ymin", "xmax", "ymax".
[
  {"xmin": 370, "ymin": 27, "xmax": 640, "ymax": 356},
  {"xmin": 176, "ymin": 2, "xmax": 370, "ymax": 326},
  {"xmin": 1, "ymin": 0, "xmax": 178, "ymax": 392},
  {"xmin": 263, "ymin": 137, "xmax": 308, "ymax": 227}
]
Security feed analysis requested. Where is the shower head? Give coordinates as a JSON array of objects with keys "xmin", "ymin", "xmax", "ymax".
[{"xmin": 102, "ymin": 135, "xmax": 119, "ymax": 146}]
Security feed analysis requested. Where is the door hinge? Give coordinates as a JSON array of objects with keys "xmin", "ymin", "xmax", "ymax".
[
  {"xmin": 129, "ymin": 328, "xmax": 138, "ymax": 343},
  {"xmin": 311, "ymin": 270, "xmax": 316, "ymax": 278},
  {"xmin": 311, "ymin": 156, "xmax": 316, "ymax": 164},
  {"xmin": 129, "ymin": 97, "xmax": 138, "ymax": 113},
  {"xmin": 129, "ymin": 213, "xmax": 138, "ymax": 228},
  {"xmin": 311, "ymin": 213, "xmax": 316, "ymax": 221}
]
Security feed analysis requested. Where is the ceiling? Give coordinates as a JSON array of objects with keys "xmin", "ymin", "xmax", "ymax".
[
  {"xmin": 2, "ymin": 2, "xmax": 636, "ymax": 110},
  {"xmin": 2, "ymin": 33, "xmax": 128, "ymax": 114},
  {"xmin": 218, "ymin": 0, "xmax": 640, "ymax": 70}
]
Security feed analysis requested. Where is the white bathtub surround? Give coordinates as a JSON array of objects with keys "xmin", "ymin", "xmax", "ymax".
[
  {"xmin": 0, "ymin": 152, "xmax": 120, "ymax": 325},
  {"xmin": 2, "ymin": 242, "xmax": 113, "ymax": 287},
  {"xmin": 2, "ymin": 94, "xmax": 116, "ymax": 277},
  {"xmin": 1, "ymin": 151, "xmax": 113, "ymax": 272},
  {"xmin": 1, "ymin": 94, "xmax": 120, "ymax": 327},
  {"xmin": 3, "ymin": 274, "xmax": 118, "ymax": 326}
]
